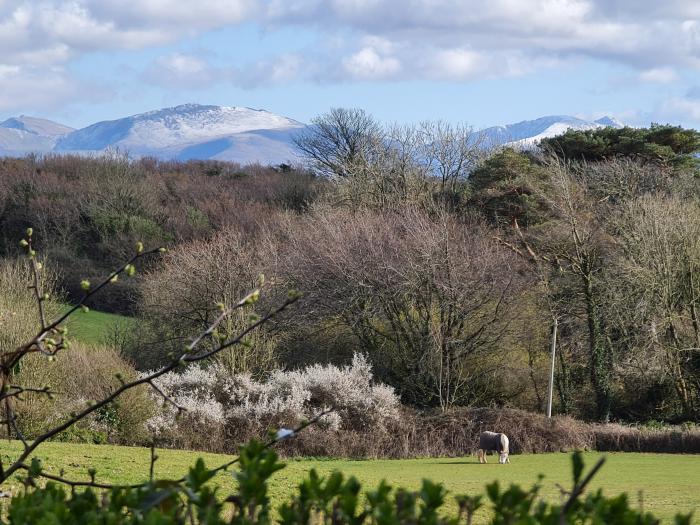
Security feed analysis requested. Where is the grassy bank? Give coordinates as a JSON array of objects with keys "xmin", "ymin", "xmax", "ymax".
[
  {"xmin": 61, "ymin": 305, "xmax": 135, "ymax": 346},
  {"xmin": 1, "ymin": 441, "xmax": 697, "ymax": 522}
]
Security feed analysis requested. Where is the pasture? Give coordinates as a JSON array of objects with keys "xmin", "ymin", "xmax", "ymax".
[
  {"xmin": 1, "ymin": 441, "xmax": 697, "ymax": 522},
  {"xmin": 61, "ymin": 305, "xmax": 135, "ymax": 346}
]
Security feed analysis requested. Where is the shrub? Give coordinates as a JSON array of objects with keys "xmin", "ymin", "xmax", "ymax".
[
  {"xmin": 133, "ymin": 229, "xmax": 278, "ymax": 373},
  {"xmin": 0, "ymin": 258, "xmax": 61, "ymax": 351},
  {"xmin": 0, "ymin": 256, "xmax": 154, "ymax": 444},
  {"xmin": 13, "ymin": 343, "xmax": 155, "ymax": 445},
  {"xmin": 593, "ymin": 423, "xmax": 700, "ymax": 454},
  {"xmin": 145, "ymin": 354, "xmax": 400, "ymax": 452}
]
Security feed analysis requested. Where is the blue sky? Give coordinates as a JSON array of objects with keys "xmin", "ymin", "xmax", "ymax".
[{"xmin": 1, "ymin": 1, "xmax": 699, "ymax": 130}]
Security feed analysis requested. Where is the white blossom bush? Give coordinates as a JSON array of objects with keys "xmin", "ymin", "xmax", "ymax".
[
  {"xmin": 145, "ymin": 354, "xmax": 400, "ymax": 445},
  {"xmin": 143, "ymin": 365, "xmax": 225, "ymax": 444}
]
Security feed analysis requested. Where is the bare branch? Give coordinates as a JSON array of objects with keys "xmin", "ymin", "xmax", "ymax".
[{"xmin": 0, "ymin": 291, "xmax": 298, "ymax": 483}]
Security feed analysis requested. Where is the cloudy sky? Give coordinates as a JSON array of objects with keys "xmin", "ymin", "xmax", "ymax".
[{"xmin": 1, "ymin": 0, "xmax": 699, "ymax": 129}]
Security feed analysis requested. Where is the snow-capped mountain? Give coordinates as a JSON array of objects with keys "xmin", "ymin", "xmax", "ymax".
[
  {"xmin": 0, "ymin": 116, "xmax": 74, "ymax": 155},
  {"xmin": 0, "ymin": 106, "xmax": 625, "ymax": 164},
  {"xmin": 55, "ymin": 104, "xmax": 305, "ymax": 165},
  {"xmin": 480, "ymin": 115, "xmax": 624, "ymax": 148}
]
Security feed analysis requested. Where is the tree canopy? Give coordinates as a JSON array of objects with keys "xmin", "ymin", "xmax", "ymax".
[{"xmin": 540, "ymin": 124, "xmax": 700, "ymax": 172}]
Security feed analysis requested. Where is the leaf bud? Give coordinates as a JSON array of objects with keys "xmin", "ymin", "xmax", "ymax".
[{"xmin": 243, "ymin": 289, "xmax": 260, "ymax": 305}]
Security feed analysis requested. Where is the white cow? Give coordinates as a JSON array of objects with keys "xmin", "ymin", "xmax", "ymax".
[{"xmin": 478, "ymin": 431, "xmax": 510, "ymax": 464}]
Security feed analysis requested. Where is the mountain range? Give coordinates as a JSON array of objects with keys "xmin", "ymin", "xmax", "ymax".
[{"xmin": 0, "ymin": 104, "xmax": 625, "ymax": 165}]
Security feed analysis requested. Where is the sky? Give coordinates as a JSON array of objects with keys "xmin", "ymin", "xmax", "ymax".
[{"xmin": 1, "ymin": 0, "xmax": 699, "ymax": 130}]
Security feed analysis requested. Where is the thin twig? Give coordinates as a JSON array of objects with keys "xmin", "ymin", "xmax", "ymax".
[
  {"xmin": 2, "ymin": 248, "xmax": 162, "ymax": 374},
  {"xmin": 1, "ymin": 295, "xmax": 298, "ymax": 483},
  {"xmin": 147, "ymin": 380, "xmax": 184, "ymax": 413},
  {"xmin": 0, "ymin": 385, "xmax": 57, "ymax": 403}
]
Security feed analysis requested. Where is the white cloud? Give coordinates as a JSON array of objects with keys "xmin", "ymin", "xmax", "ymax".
[
  {"xmin": 263, "ymin": 0, "xmax": 700, "ymax": 74},
  {"xmin": 0, "ymin": 0, "xmax": 255, "ymax": 67},
  {"xmin": 342, "ymin": 47, "xmax": 401, "ymax": 79},
  {"xmin": 429, "ymin": 49, "xmax": 484, "ymax": 80},
  {"xmin": 142, "ymin": 52, "xmax": 313, "ymax": 90},
  {"xmin": 3, "ymin": 0, "xmax": 699, "ymax": 80},
  {"xmin": 0, "ymin": 65, "xmax": 108, "ymax": 113},
  {"xmin": 143, "ymin": 53, "xmax": 221, "ymax": 89},
  {"xmin": 0, "ymin": 0, "xmax": 259, "ymax": 114},
  {"xmin": 660, "ymin": 96, "xmax": 700, "ymax": 121},
  {"xmin": 2, "ymin": 0, "xmax": 700, "ymax": 115},
  {"xmin": 639, "ymin": 68, "xmax": 679, "ymax": 84},
  {"xmin": 89, "ymin": 0, "xmax": 255, "ymax": 28}
]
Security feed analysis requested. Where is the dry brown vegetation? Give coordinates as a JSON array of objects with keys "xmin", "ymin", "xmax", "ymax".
[{"xmin": 1, "ymin": 117, "xmax": 700, "ymax": 465}]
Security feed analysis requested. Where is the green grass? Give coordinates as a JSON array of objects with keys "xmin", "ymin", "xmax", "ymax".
[
  {"xmin": 1, "ymin": 442, "xmax": 698, "ymax": 522},
  {"xmin": 60, "ymin": 305, "xmax": 136, "ymax": 346}
]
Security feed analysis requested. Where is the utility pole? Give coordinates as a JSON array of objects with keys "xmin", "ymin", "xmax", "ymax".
[{"xmin": 546, "ymin": 317, "xmax": 558, "ymax": 418}]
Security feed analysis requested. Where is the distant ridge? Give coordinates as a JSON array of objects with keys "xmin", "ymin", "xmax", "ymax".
[
  {"xmin": 0, "ymin": 105, "xmax": 625, "ymax": 163},
  {"xmin": 480, "ymin": 114, "xmax": 624, "ymax": 148},
  {"xmin": 0, "ymin": 116, "xmax": 74, "ymax": 155},
  {"xmin": 54, "ymin": 103, "xmax": 305, "ymax": 165}
]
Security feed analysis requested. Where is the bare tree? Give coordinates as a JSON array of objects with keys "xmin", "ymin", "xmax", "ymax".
[
  {"xmin": 501, "ymin": 159, "xmax": 616, "ymax": 421},
  {"xmin": 293, "ymin": 108, "xmax": 384, "ymax": 179},
  {"xmin": 418, "ymin": 121, "xmax": 485, "ymax": 195},
  {"xmin": 615, "ymin": 194, "xmax": 700, "ymax": 417},
  {"xmin": 296, "ymin": 110, "xmax": 485, "ymax": 212},
  {"xmin": 281, "ymin": 207, "xmax": 525, "ymax": 409},
  {"xmin": 135, "ymin": 229, "xmax": 279, "ymax": 374}
]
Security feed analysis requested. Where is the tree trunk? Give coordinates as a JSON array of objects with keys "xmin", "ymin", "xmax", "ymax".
[
  {"xmin": 583, "ymin": 272, "xmax": 612, "ymax": 422},
  {"xmin": 555, "ymin": 348, "xmax": 572, "ymax": 415},
  {"xmin": 667, "ymin": 321, "xmax": 692, "ymax": 417}
]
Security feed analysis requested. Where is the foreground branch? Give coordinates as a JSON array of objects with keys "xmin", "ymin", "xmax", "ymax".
[{"xmin": 1, "ymin": 234, "xmax": 300, "ymax": 485}]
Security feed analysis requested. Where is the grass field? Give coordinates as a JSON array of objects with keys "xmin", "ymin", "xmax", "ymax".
[
  {"xmin": 1, "ymin": 441, "xmax": 697, "ymax": 522},
  {"xmin": 60, "ymin": 305, "xmax": 135, "ymax": 346}
]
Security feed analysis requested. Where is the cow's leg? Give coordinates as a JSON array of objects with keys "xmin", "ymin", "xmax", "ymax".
[{"xmin": 478, "ymin": 449, "xmax": 484, "ymax": 463}]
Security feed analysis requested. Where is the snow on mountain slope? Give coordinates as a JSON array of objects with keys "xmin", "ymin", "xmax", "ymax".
[
  {"xmin": 1, "ymin": 116, "xmax": 74, "ymax": 137},
  {"xmin": 480, "ymin": 115, "xmax": 624, "ymax": 148},
  {"xmin": 55, "ymin": 103, "xmax": 305, "ymax": 163},
  {"xmin": 174, "ymin": 128, "xmax": 302, "ymax": 165},
  {"xmin": 0, "ymin": 106, "xmax": 625, "ymax": 164},
  {"xmin": 0, "ymin": 116, "xmax": 74, "ymax": 155}
]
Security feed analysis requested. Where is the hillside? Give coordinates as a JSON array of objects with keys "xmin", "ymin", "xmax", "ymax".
[
  {"xmin": 0, "ymin": 116, "xmax": 74, "ymax": 155},
  {"xmin": 0, "ymin": 105, "xmax": 626, "ymax": 163},
  {"xmin": 480, "ymin": 115, "xmax": 624, "ymax": 148},
  {"xmin": 54, "ymin": 103, "xmax": 305, "ymax": 165}
]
